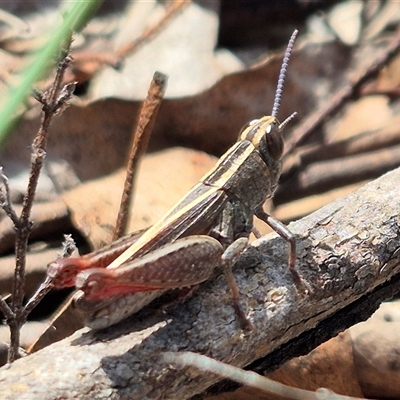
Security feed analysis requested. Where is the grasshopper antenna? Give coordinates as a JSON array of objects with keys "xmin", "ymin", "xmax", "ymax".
[{"xmin": 271, "ymin": 29, "xmax": 298, "ymax": 118}]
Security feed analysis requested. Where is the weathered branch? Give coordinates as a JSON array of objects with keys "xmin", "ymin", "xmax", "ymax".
[{"xmin": 0, "ymin": 167, "xmax": 399, "ymax": 399}]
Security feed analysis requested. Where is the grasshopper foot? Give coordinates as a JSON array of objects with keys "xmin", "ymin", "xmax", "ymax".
[
  {"xmin": 233, "ymin": 302, "xmax": 253, "ymax": 331},
  {"xmin": 291, "ymin": 270, "xmax": 313, "ymax": 296},
  {"xmin": 221, "ymin": 237, "xmax": 253, "ymax": 331}
]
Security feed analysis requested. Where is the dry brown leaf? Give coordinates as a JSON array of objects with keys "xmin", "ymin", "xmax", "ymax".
[
  {"xmin": 208, "ymin": 331, "xmax": 363, "ymax": 400},
  {"xmin": 350, "ymin": 301, "xmax": 400, "ymax": 399},
  {"xmin": 325, "ymin": 96, "xmax": 393, "ymax": 142},
  {"xmin": 268, "ymin": 332, "xmax": 364, "ymax": 397},
  {"xmin": 368, "ymin": 53, "xmax": 400, "ymax": 92}
]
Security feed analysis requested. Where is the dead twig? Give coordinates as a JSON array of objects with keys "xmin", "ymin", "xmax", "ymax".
[
  {"xmin": 113, "ymin": 71, "xmax": 168, "ymax": 240},
  {"xmin": 23, "ymin": 235, "xmax": 76, "ymax": 317},
  {"xmin": 0, "ymin": 35, "xmax": 76, "ymax": 363},
  {"xmin": 0, "ymin": 168, "xmax": 19, "ymax": 226}
]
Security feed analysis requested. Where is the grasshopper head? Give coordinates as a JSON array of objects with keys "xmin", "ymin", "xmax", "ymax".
[
  {"xmin": 238, "ymin": 29, "xmax": 298, "ymax": 163},
  {"xmin": 239, "ymin": 116, "xmax": 283, "ymax": 161}
]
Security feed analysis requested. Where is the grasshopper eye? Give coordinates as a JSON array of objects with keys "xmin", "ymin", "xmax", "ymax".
[{"xmin": 260, "ymin": 121, "xmax": 284, "ymax": 160}]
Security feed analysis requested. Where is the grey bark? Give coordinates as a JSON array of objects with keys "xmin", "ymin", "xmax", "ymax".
[{"xmin": 0, "ymin": 167, "xmax": 399, "ymax": 399}]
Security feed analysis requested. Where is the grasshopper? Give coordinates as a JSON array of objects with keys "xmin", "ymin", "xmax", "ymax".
[{"xmin": 47, "ymin": 30, "xmax": 308, "ymax": 330}]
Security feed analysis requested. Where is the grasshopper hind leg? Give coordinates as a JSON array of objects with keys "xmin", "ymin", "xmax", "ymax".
[{"xmin": 221, "ymin": 236, "xmax": 253, "ymax": 331}]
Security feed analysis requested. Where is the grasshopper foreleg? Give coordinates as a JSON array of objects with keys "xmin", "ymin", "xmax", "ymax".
[{"xmin": 255, "ymin": 207, "xmax": 311, "ymax": 295}]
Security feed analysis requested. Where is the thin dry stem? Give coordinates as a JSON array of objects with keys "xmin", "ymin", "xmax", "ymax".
[
  {"xmin": 59, "ymin": 234, "xmax": 77, "ymax": 258},
  {"xmin": 23, "ymin": 236, "xmax": 76, "ymax": 317},
  {"xmin": 113, "ymin": 71, "xmax": 168, "ymax": 240},
  {"xmin": 6, "ymin": 34, "xmax": 75, "ymax": 363},
  {"xmin": 0, "ymin": 168, "xmax": 19, "ymax": 225},
  {"xmin": 0, "ymin": 297, "xmax": 13, "ymax": 321},
  {"xmin": 0, "ymin": 169, "xmax": 17, "ymax": 323},
  {"xmin": 23, "ymin": 277, "xmax": 54, "ymax": 317}
]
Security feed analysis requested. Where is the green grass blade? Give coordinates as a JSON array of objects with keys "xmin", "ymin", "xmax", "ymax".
[{"xmin": 0, "ymin": 0, "xmax": 102, "ymax": 149}]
